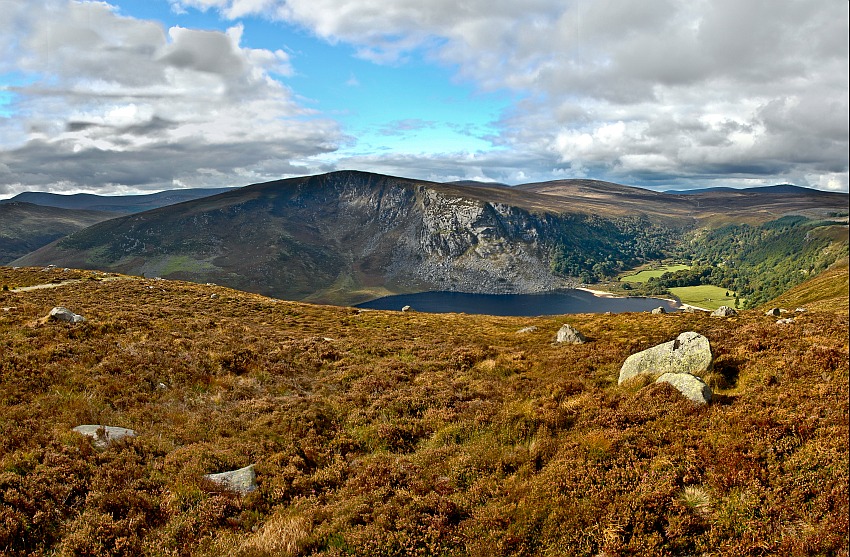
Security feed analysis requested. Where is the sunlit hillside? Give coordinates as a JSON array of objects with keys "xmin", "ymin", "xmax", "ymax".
[{"xmin": 0, "ymin": 266, "xmax": 847, "ymax": 556}]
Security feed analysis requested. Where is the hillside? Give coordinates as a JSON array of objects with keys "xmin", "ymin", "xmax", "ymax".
[
  {"xmin": 1, "ymin": 187, "xmax": 237, "ymax": 214},
  {"xmin": 767, "ymin": 256, "xmax": 849, "ymax": 312},
  {"xmin": 0, "ymin": 202, "xmax": 118, "ymax": 264},
  {"xmin": 0, "ymin": 265, "xmax": 846, "ymax": 556}
]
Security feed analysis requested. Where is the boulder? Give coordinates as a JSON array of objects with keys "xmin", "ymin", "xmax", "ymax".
[
  {"xmin": 655, "ymin": 373, "xmax": 713, "ymax": 404},
  {"xmin": 651, "ymin": 307, "xmax": 666, "ymax": 314},
  {"xmin": 205, "ymin": 464, "xmax": 257, "ymax": 495},
  {"xmin": 516, "ymin": 326, "xmax": 538, "ymax": 334},
  {"xmin": 401, "ymin": 305, "xmax": 411, "ymax": 312},
  {"xmin": 618, "ymin": 331, "xmax": 713, "ymax": 385},
  {"xmin": 72, "ymin": 425, "xmax": 137, "ymax": 448},
  {"xmin": 710, "ymin": 306, "xmax": 737, "ymax": 318},
  {"xmin": 555, "ymin": 324, "xmax": 587, "ymax": 344},
  {"xmin": 764, "ymin": 308, "xmax": 783, "ymax": 317},
  {"xmin": 776, "ymin": 318, "xmax": 795, "ymax": 325},
  {"xmin": 48, "ymin": 306, "xmax": 86, "ymax": 323}
]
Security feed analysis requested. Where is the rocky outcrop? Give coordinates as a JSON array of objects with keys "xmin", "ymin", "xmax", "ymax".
[
  {"xmin": 710, "ymin": 306, "xmax": 737, "ymax": 317},
  {"xmin": 655, "ymin": 373, "xmax": 713, "ymax": 404},
  {"xmin": 205, "ymin": 464, "xmax": 257, "ymax": 495},
  {"xmin": 48, "ymin": 307, "xmax": 86, "ymax": 323},
  {"xmin": 555, "ymin": 324, "xmax": 587, "ymax": 344},
  {"xmin": 72, "ymin": 425, "xmax": 136, "ymax": 448},
  {"xmin": 618, "ymin": 332, "xmax": 713, "ymax": 385}
]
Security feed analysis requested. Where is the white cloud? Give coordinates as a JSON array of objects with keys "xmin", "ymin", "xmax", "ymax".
[
  {"xmin": 0, "ymin": 0, "xmax": 340, "ymax": 195},
  {"xmin": 167, "ymin": 0, "xmax": 848, "ymax": 191},
  {"xmin": 1, "ymin": 0, "xmax": 847, "ymax": 193}
]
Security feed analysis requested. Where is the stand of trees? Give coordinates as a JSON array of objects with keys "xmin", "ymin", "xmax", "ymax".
[
  {"xmin": 644, "ymin": 216, "xmax": 848, "ymax": 307},
  {"xmin": 550, "ymin": 215, "xmax": 681, "ymax": 283}
]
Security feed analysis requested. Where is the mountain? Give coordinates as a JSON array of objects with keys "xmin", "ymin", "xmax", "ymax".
[
  {"xmin": 0, "ymin": 265, "xmax": 846, "ymax": 555},
  {"xmin": 12, "ymin": 171, "xmax": 848, "ymax": 304},
  {"xmin": 0, "ymin": 202, "xmax": 118, "ymax": 264},
  {"xmin": 12, "ymin": 171, "xmax": 688, "ymax": 304},
  {"xmin": 1, "ymin": 187, "xmax": 237, "ymax": 214}
]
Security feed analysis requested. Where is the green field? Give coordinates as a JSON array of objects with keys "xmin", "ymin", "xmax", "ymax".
[
  {"xmin": 669, "ymin": 284, "xmax": 738, "ymax": 310},
  {"xmin": 620, "ymin": 264, "xmax": 690, "ymax": 283}
]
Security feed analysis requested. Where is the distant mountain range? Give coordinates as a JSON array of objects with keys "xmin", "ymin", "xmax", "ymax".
[
  {"xmin": 1, "ymin": 187, "xmax": 236, "ymax": 213},
  {"xmin": 11, "ymin": 171, "xmax": 848, "ymax": 304},
  {"xmin": 664, "ymin": 184, "xmax": 833, "ymax": 195}
]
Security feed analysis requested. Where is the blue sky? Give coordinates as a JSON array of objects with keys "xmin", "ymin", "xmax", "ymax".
[{"xmin": 0, "ymin": 0, "xmax": 847, "ymax": 196}]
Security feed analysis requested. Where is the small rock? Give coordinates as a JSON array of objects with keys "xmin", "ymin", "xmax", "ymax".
[
  {"xmin": 710, "ymin": 306, "xmax": 737, "ymax": 318},
  {"xmin": 776, "ymin": 318, "xmax": 795, "ymax": 325},
  {"xmin": 618, "ymin": 331, "xmax": 713, "ymax": 385},
  {"xmin": 401, "ymin": 305, "xmax": 411, "ymax": 312},
  {"xmin": 794, "ymin": 307, "xmax": 807, "ymax": 313},
  {"xmin": 210, "ymin": 294, "xmax": 219, "ymax": 299},
  {"xmin": 765, "ymin": 308, "xmax": 783, "ymax": 317},
  {"xmin": 204, "ymin": 464, "xmax": 257, "ymax": 495},
  {"xmin": 72, "ymin": 425, "xmax": 137, "ymax": 448},
  {"xmin": 48, "ymin": 306, "xmax": 86, "ymax": 323},
  {"xmin": 516, "ymin": 326, "xmax": 538, "ymax": 334},
  {"xmin": 655, "ymin": 373, "xmax": 713, "ymax": 404},
  {"xmin": 555, "ymin": 323, "xmax": 587, "ymax": 344},
  {"xmin": 157, "ymin": 382, "xmax": 168, "ymax": 390},
  {"xmin": 651, "ymin": 307, "xmax": 666, "ymax": 314}
]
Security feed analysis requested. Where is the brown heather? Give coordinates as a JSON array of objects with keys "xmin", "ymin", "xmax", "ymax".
[{"xmin": 0, "ymin": 266, "xmax": 847, "ymax": 556}]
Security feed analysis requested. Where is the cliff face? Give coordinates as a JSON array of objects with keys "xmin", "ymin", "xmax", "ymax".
[{"xmin": 12, "ymin": 172, "xmax": 591, "ymax": 303}]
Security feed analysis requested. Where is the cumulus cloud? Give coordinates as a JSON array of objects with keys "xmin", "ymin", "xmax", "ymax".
[
  {"xmin": 0, "ymin": 0, "xmax": 340, "ymax": 196},
  {"xmin": 171, "ymin": 0, "xmax": 849, "ymax": 191}
]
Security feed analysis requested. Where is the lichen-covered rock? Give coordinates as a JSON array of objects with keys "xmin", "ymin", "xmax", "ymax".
[
  {"xmin": 205, "ymin": 464, "xmax": 257, "ymax": 495},
  {"xmin": 48, "ymin": 306, "xmax": 86, "ymax": 323},
  {"xmin": 655, "ymin": 373, "xmax": 713, "ymax": 404},
  {"xmin": 776, "ymin": 318, "xmax": 795, "ymax": 325},
  {"xmin": 651, "ymin": 307, "xmax": 666, "ymax": 314},
  {"xmin": 618, "ymin": 332, "xmax": 713, "ymax": 385},
  {"xmin": 765, "ymin": 308, "xmax": 783, "ymax": 316},
  {"xmin": 72, "ymin": 425, "xmax": 137, "ymax": 448},
  {"xmin": 555, "ymin": 324, "xmax": 586, "ymax": 344},
  {"xmin": 710, "ymin": 306, "xmax": 737, "ymax": 318},
  {"xmin": 516, "ymin": 326, "xmax": 538, "ymax": 334}
]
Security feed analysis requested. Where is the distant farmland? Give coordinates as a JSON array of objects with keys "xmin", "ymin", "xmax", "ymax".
[{"xmin": 620, "ymin": 264, "xmax": 690, "ymax": 283}]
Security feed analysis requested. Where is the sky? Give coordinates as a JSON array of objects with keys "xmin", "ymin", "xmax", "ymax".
[{"xmin": 0, "ymin": 0, "xmax": 848, "ymax": 198}]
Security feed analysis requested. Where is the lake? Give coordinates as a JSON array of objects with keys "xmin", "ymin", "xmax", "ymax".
[{"xmin": 356, "ymin": 289, "xmax": 681, "ymax": 316}]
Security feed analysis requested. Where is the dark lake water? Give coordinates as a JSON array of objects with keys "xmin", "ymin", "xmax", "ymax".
[{"xmin": 356, "ymin": 289, "xmax": 681, "ymax": 316}]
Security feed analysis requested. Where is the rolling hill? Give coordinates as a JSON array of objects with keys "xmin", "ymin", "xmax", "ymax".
[
  {"xmin": 0, "ymin": 202, "xmax": 118, "ymax": 264},
  {"xmin": 1, "ymin": 187, "xmax": 237, "ymax": 214}
]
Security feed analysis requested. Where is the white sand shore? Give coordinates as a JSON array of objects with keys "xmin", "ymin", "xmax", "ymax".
[{"xmin": 575, "ymin": 287, "xmax": 618, "ymax": 298}]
